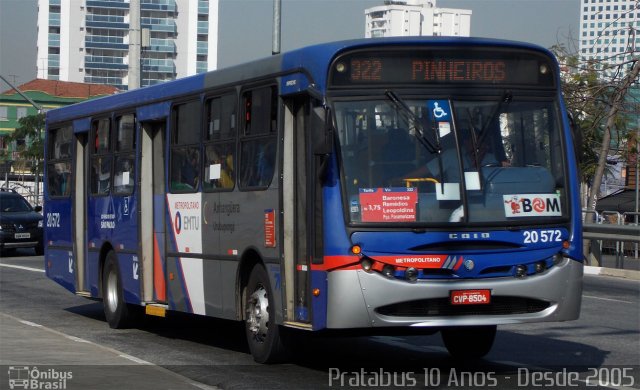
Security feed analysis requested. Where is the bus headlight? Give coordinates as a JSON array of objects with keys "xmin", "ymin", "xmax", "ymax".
[
  {"xmin": 535, "ymin": 261, "xmax": 546, "ymax": 273},
  {"xmin": 382, "ymin": 265, "xmax": 395, "ymax": 278},
  {"xmin": 405, "ymin": 267, "xmax": 418, "ymax": 282},
  {"xmin": 361, "ymin": 258, "xmax": 373, "ymax": 272},
  {"xmin": 515, "ymin": 265, "xmax": 528, "ymax": 278}
]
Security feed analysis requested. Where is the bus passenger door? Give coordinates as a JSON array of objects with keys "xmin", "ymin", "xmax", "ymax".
[
  {"xmin": 73, "ymin": 133, "xmax": 88, "ymax": 293},
  {"xmin": 282, "ymin": 98, "xmax": 315, "ymax": 325},
  {"xmin": 140, "ymin": 121, "xmax": 167, "ymax": 303}
]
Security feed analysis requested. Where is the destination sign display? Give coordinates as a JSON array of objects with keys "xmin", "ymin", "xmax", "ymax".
[{"xmin": 329, "ymin": 48, "xmax": 555, "ymax": 87}]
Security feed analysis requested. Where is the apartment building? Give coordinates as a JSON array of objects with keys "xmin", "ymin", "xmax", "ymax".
[
  {"xmin": 365, "ymin": 0, "xmax": 471, "ymax": 38},
  {"xmin": 578, "ymin": 0, "xmax": 639, "ymax": 71},
  {"xmin": 36, "ymin": 0, "xmax": 219, "ymax": 90}
]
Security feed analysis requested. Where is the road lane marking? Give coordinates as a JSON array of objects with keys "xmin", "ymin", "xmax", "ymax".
[
  {"xmin": 0, "ymin": 263, "xmax": 45, "ymax": 273},
  {"xmin": 119, "ymin": 353, "xmax": 152, "ymax": 365},
  {"xmin": 20, "ymin": 320, "xmax": 43, "ymax": 327},
  {"xmin": 0, "ymin": 312, "xmax": 219, "ymax": 390},
  {"xmin": 65, "ymin": 335, "xmax": 91, "ymax": 343},
  {"xmin": 583, "ymin": 295, "xmax": 634, "ymax": 304}
]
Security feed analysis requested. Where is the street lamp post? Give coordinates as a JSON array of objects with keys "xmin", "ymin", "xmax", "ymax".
[{"xmin": 272, "ymin": 0, "xmax": 281, "ymax": 55}]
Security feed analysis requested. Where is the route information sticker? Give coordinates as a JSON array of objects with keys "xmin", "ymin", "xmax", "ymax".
[{"xmin": 359, "ymin": 187, "xmax": 418, "ymax": 222}]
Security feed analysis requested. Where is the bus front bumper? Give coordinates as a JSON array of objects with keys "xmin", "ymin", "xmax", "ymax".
[{"xmin": 325, "ymin": 256, "xmax": 583, "ymax": 329}]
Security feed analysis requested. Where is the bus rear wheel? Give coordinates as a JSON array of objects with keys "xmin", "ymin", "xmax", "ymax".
[
  {"xmin": 245, "ymin": 264, "xmax": 287, "ymax": 363},
  {"xmin": 441, "ymin": 325, "xmax": 497, "ymax": 359},
  {"xmin": 102, "ymin": 251, "xmax": 132, "ymax": 329}
]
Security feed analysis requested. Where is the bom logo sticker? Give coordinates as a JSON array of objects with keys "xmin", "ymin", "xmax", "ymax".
[{"xmin": 503, "ymin": 194, "xmax": 561, "ymax": 218}]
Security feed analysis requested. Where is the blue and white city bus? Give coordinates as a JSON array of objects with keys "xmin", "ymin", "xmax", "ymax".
[{"xmin": 44, "ymin": 37, "xmax": 583, "ymax": 363}]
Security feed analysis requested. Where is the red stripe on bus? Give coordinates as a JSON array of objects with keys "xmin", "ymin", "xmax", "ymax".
[
  {"xmin": 153, "ymin": 233, "xmax": 166, "ymax": 302},
  {"xmin": 311, "ymin": 255, "xmax": 360, "ymax": 271}
]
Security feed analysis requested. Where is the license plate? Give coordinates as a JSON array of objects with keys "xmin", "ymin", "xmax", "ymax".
[
  {"xmin": 450, "ymin": 289, "xmax": 491, "ymax": 305},
  {"xmin": 14, "ymin": 233, "xmax": 31, "ymax": 239}
]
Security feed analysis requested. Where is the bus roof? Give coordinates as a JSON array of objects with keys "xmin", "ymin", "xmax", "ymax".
[{"xmin": 45, "ymin": 36, "xmax": 555, "ymax": 126}]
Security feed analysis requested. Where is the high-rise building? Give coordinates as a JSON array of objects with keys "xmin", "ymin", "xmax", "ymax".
[
  {"xmin": 578, "ymin": 1, "xmax": 639, "ymax": 198},
  {"xmin": 365, "ymin": 0, "xmax": 471, "ymax": 38},
  {"xmin": 36, "ymin": 0, "xmax": 219, "ymax": 90},
  {"xmin": 578, "ymin": 0, "xmax": 639, "ymax": 72}
]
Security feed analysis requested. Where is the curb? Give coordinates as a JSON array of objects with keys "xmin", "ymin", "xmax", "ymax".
[{"xmin": 584, "ymin": 265, "xmax": 640, "ymax": 280}]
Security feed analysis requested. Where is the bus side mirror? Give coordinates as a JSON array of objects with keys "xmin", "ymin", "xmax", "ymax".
[
  {"xmin": 568, "ymin": 113, "xmax": 583, "ymax": 163},
  {"xmin": 312, "ymin": 106, "xmax": 333, "ymax": 155}
]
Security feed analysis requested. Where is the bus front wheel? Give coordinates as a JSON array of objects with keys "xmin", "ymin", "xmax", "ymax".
[
  {"xmin": 245, "ymin": 264, "xmax": 287, "ymax": 363},
  {"xmin": 441, "ymin": 325, "xmax": 497, "ymax": 359},
  {"xmin": 102, "ymin": 251, "xmax": 132, "ymax": 329}
]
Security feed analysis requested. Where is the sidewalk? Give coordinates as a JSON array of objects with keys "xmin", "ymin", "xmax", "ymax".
[
  {"xmin": 584, "ymin": 254, "xmax": 640, "ymax": 280},
  {"xmin": 0, "ymin": 312, "xmax": 213, "ymax": 390}
]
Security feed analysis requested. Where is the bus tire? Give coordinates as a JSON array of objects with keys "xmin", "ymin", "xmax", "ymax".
[
  {"xmin": 244, "ymin": 264, "xmax": 287, "ymax": 363},
  {"xmin": 441, "ymin": 325, "xmax": 497, "ymax": 359},
  {"xmin": 102, "ymin": 250, "xmax": 132, "ymax": 329}
]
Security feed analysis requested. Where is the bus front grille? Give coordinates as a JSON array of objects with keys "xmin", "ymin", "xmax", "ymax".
[{"xmin": 376, "ymin": 297, "xmax": 550, "ymax": 317}]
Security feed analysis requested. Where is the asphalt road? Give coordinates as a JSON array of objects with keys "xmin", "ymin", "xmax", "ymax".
[{"xmin": 1, "ymin": 251, "xmax": 639, "ymax": 389}]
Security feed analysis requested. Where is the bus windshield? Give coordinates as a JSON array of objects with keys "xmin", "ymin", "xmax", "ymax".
[{"xmin": 334, "ymin": 96, "xmax": 567, "ymax": 225}]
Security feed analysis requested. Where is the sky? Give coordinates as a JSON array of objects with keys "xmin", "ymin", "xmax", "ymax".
[{"xmin": 0, "ymin": 0, "xmax": 580, "ymax": 88}]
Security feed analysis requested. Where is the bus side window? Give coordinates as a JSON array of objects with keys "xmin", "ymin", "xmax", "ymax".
[
  {"xmin": 203, "ymin": 93, "xmax": 236, "ymax": 191},
  {"xmin": 90, "ymin": 118, "xmax": 112, "ymax": 196},
  {"xmin": 47, "ymin": 126, "xmax": 73, "ymax": 198},
  {"xmin": 241, "ymin": 138, "xmax": 276, "ymax": 187},
  {"xmin": 47, "ymin": 162, "xmax": 71, "ymax": 197},
  {"xmin": 113, "ymin": 157, "xmax": 135, "ymax": 194},
  {"xmin": 239, "ymin": 86, "xmax": 277, "ymax": 189},
  {"xmin": 92, "ymin": 156, "xmax": 112, "ymax": 195},
  {"xmin": 113, "ymin": 114, "xmax": 136, "ymax": 195},
  {"xmin": 170, "ymin": 100, "xmax": 201, "ymax": 192}
]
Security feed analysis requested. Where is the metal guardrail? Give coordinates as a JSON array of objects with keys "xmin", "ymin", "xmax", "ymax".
[
  {"xmin": 583, "ymin": 209, "xmax": 639, "ymax": 268},
  {"xmin": 583, "ymin": 223, "xmax": 640, "ymax": 243}
]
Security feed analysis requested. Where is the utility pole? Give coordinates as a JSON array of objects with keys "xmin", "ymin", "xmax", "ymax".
[
  {"xmin": 129, "ymin": 0, "xmax": 141, "ymax": 89},
  {"xmin": 272, "ymin": 0, "xmax": 281, "ymax": 55}
]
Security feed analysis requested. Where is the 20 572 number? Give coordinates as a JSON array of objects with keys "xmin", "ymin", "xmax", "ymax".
[
  {"xmin": 523, "ymin": 229, "xmax": 562, "ymax": 244},
  {"xmin": 46, "ymin": 212, "xmax": 61, "ymax": 228}
]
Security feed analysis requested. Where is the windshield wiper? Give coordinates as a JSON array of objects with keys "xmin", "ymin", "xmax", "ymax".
[
  {"xmin": 476, "ymin": 90, "xmax": 513, "ymax": 148},
  {"xmin": 384, "ymin": 91, "xmax": 440, "ymax": 155},
  {"xmin": 385, "ymin": 90, "xmax": 448, "ymax": 190},
  {"xmin": 464, "ymin": 91, "xmax": 512, "ymax": 170}
]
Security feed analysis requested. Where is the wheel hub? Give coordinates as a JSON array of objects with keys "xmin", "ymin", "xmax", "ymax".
[
  {"xmin": 106, "ymin": 270, "xmax": 119, "ymax": 313},
  {"xmin": 247, "ymin": 285, "xmax": 270, "ymax": 343}
]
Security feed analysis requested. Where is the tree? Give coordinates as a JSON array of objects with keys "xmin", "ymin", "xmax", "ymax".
[
  {"xmin": 588, "ymin": 60, "xmax": 640, "ymax": 211},
  {"xmin": 552, "ymin": 45, "xmax": 609, "ymax": 187},
  {"xmin": 551, "ymin": 45, "xmax": 639, "ymax": 212},
  {"xmin": 2, "ymin": 113, "xmax": 45, "ymax": 173}
]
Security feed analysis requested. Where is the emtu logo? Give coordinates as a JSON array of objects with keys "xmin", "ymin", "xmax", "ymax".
[{"xmin": 175, "ymin": 211, "xmax": 182, "ymax": 234}]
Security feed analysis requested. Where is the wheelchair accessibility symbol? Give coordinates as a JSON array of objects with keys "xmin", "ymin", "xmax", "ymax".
[
  {"xmin": 433, "ymin": 103, "xmax": 447, "ymax": 118},
  {"xmin": 428, "ymin": 100, "xmax": 451, "ymax": 121}
]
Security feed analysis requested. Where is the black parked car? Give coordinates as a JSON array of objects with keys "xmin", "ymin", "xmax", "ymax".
[{"xmin": 0, "ymin": 189, "xmax": 44, "ymax": 255}]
